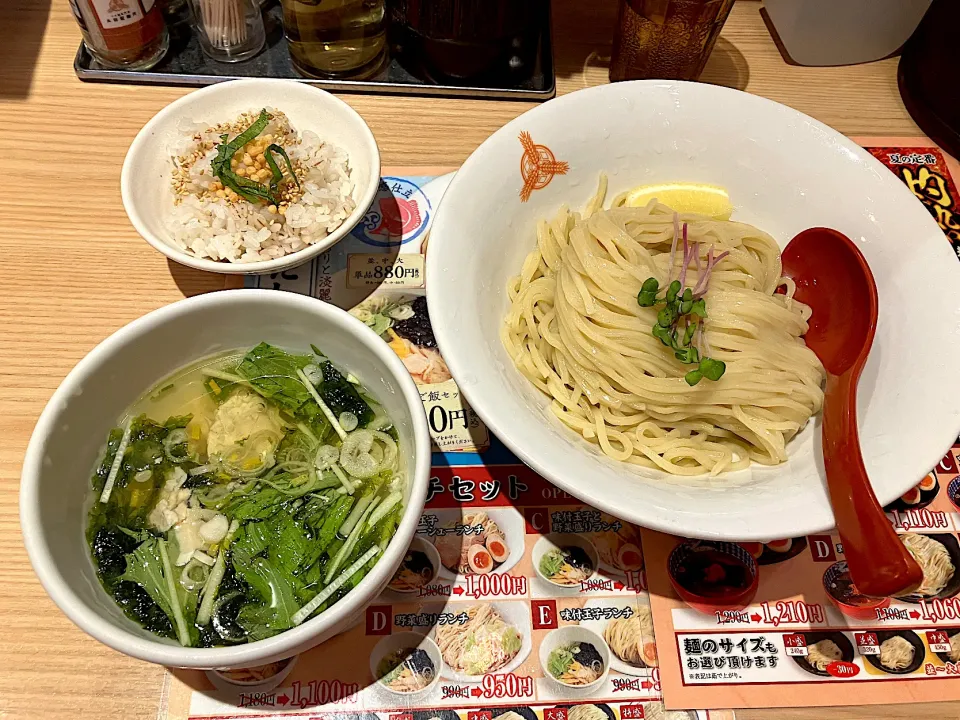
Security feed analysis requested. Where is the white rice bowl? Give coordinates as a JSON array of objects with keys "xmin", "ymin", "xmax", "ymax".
[{"xmin": 122, "ymin": 79, "xmax": 380, "ymax": 275}]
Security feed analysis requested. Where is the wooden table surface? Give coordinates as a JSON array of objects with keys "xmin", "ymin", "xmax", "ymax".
[{"xmin": 1, "ymin": 0, "xmax": 952, "ymax": 718}]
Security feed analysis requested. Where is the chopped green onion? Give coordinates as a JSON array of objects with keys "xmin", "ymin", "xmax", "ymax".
[
  {"xmin": 367, "ymin": 491, "xmax": 402, "ymax": 530},
  {"xmin": 100, "ymin": 417, "xmax": 133, "ymax": 504},
  {"xmin": 326, "ymin": 497, "xmax": 380, "ymax": 582},
  {"xmin": 163, "ymin": 428, "xmax": 190, "ymax": 463},
  {"xmin": 316, "ymin": 444, "xmax": 355, "ymax": 494},
  {"xmin": 150, "ymin": 383, "xmax": 175, "ymax": 400},
  {"xmin": 293, "ymin": 544, "xmax": 382, "ymax": 626},
  {"xmin": 296, "ymin": 367, "xmax": 346, "ymax": 439},
  {"xmin": 339, "ymin": 411, "xmax": 358, "ymax": 432},
  {"xmin": 158, "ymin": 539, "xmax": 192, "ymax": 646},
  {"xmin": 179, "ymin": 558, "xmax": 209, "ymax": 592},
  {"xmin": 337, "ymin": 494, "xmax": 369, "ymax": 538},
  {"xmin": 201, "ymin": 368, "xmax": 251, "ymax": 387}
]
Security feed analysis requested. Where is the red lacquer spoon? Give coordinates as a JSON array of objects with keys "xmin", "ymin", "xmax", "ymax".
[{"xmin": 781, "ymin": 227, "xmax": 922, "ymax": 598}]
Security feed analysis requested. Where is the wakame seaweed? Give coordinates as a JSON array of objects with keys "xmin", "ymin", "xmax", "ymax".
[
  {"xmin": 85, "ymin": 342, "xmax": 405, "ymax": 647},
  {"xmin": 318, "ymin": 360, "xmax": 374, "ymax": 426}
]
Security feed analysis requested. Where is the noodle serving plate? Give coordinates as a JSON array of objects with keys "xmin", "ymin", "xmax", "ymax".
[
  {"xmin": 426, "ymin": 80, "xmax": 960, "ymax": 540},
  {"xmin": 431, "ymin": 601, "xmax": 532, "ymax": 683},
  {"xmin": 579, "ymin": 596, "xmax": 655, "ymax": 677},
  {"xmin": 430, "ymin": 507, "xmax": 526, "ymax": 580}
]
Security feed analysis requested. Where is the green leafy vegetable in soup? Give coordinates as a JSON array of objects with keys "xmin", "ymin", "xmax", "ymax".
[
  {"xmin": 547, "ymin": 642, "xmax": 605, "ymax": 686},
  {"xmin": 86, "ymin": 342, "xmax": 406, "ymax": 647}
]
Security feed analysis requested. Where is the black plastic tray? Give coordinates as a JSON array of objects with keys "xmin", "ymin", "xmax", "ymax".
[{"xmin": 74, "ymin": 2, "xmax": 555, "ymax": 100}]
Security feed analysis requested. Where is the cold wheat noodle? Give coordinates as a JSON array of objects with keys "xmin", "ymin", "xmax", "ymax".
[
  {"xmin": 501, "ymin": 177, "xmax": 826, "ymax": 475},
  {"xmin": 897, "ymin": 533, "xmax": 955, "ymax": 597},
  {"xmin": 604, "ymin": 606, "xmax": 657, "ymax": 667},
  {"xmin": 806, "ymin": 639, "xmax": 842, "ymax": 671},
  {"xmin": 949, "ymin": 634, "xmax": 960, "ymax": 662},
  {"xmin": 567, "ymin": 706, "xmax": 608, "ymax": 720},
  {"xmin": 435, "ymin": 604, "xmax": 521, "ymax": 675},
  {"xmin": 879, "ymin": 636, "xmax": 915, "ymax": 670},
  {"xmin": 642, "ymin": 704, "xmax": 697, "ymax": 720}
]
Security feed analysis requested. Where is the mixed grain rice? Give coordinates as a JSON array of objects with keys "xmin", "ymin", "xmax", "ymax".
[{"xmin": 169, "ymin": 108, "xmax": 355, "ymax": 264}]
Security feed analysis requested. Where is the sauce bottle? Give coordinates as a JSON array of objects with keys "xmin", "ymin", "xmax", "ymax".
[{"xmin": 70, "ymin": 0, "xmax": 170, "ymax": 70}]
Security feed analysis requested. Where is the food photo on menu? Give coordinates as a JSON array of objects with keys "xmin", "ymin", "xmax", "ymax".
[{"xmin": 17, "ymin": 4, "xmax": 960, "ymax": 716}]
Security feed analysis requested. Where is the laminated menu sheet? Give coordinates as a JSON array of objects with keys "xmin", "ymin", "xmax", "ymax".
[
  {"xmin": 641, "ymin": 140, "xmax": 960, "ymax": 710},
  {"xmin": 159, "ymin": 168, "xmax": 730, "ymax": 720},
  {"xmin": 160, "ymin": 140, "xmax": 960, "ymax": 717},
  {"xmin": 642, "ymin": 455, "xmax": 960, "ymax": 709}
]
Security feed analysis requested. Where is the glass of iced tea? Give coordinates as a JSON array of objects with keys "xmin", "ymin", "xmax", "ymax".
[
  {"xmin": 609, "ymin": 0, "xmax": 735, "ymax": 82},
  {"xmin": 281, "ymin": 0, "xmax": 387, "ymax": 78}
]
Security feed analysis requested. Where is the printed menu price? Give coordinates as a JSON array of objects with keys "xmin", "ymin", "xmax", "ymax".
[
  {"xmin": 347, "ymin": 253, "xmax": 425, "ymax": 290},
  {"xmin": 757, "ymin": 601, "xmax": 826, "ymax": 627},
  {"xmin": 479, "ymin": 673, "xmax": 536, "ymax": 698}
]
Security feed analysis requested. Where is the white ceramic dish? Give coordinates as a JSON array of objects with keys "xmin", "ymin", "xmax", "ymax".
[
  {"xmin": 428, "ymin": 507, "xmax": 525, "ymax": 579},
  {"xmin": 20, "ymin": 289, "xmax": 431, "ymax": 668},
  {"xmin": 207, "ymin": 656, "xmax": 299, "ymax": 694},
  {"xmin": 580, "ymin": 595, "xmax": 656, "ymax": 677},
  {"xmin": 385, "ymin": 536, "xmax": 442, "ymax": 595},
  {"xmin": 418, "ymin": 171, "xmax": 456, "ymax": 257},
  {"xmin": 369, "ymin": 631, "xmax": 442, "ymax": 699},
  {"xmin": 532, "ymin": 533, "xmax": 599, "ymax": 593},
  {"xmin": 433, "ymin": 601, "xmax": 532, "ymax": 682},
  {"xmin": 538, "ymin": 625, "xmax": 611, "ymax": 693},
  {"xmin": 121, "ymin": 79, "xmax": 380, "ymax": 275},
  {"xmin": 426, "ymin": 80, "xmax": 960, "ymax": 540}
]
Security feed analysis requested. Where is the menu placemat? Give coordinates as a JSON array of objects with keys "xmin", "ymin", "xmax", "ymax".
[
  {"xmin": 641, "ymin": 140, "xmax": 960, "ymax": 710},
  {"xmin": 159, "ymin": 168, "xmax": 729, "ymax": 720},
  {"xmin": 160, "ymin": 139, "xmax": 960, "ymax": 718}
]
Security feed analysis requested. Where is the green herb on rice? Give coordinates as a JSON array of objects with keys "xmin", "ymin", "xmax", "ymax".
[{"xmin": 210, "ymin": 109, "xmax": 300, "ymax": 206}]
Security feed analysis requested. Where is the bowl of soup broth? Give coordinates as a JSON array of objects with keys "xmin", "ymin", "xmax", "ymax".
[
  {"xmin": 20, "ymin": 289, "xmax": 431, "ymax": 668},
  {"xmin": 667, "ymin": 539, "xmax": 759, "ymax": 613}
]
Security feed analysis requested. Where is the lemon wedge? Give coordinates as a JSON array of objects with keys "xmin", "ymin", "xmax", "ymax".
[{"xmin": 624, "ymin": 182, "xmax": 733, "ymax": 220}]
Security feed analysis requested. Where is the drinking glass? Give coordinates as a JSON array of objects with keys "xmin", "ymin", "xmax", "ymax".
[{"xmin": 609, "ymin": 0, "xmax": 735, "ymax": 82}]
